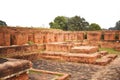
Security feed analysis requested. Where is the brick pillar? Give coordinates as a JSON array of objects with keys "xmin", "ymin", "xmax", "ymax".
[
  {"xmin": 11, "ymin": 32, "xmax": 28, "ymax": 45},
  {"xmin": 0, "ymin": 32, "xmax": 10, "ymax": 46},
  {"xmin": 87, "ymin": 31, "xmax": 102, "ymax": 41},
  {"xmin": 77, "ymin": 32, "xmax": 84, "ymax": 41},
  {"xmin": 104, "ymin": 31, "xmax": 115, "ymax": 41}
]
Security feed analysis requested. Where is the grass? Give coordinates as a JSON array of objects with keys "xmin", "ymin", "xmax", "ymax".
[
  {"xmin": 29, "ymin": 70, "xmax": 42, "ymax": 74},
  {"xmin": 99, "ymin": 48, "xmax": 120, "ymax": 55}
]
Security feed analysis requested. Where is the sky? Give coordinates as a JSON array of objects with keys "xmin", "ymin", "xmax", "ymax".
[{"xmin": 0, "ymin": 0, "xmax": 120, "ymax": 29}]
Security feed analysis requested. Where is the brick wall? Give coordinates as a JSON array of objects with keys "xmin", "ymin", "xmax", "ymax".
[
  {"xmin": 87, "ymin": 32, "xmax": 101, "ymax": 41},
  {"xmin": 77, "ymin": 32, "xmax": 84, "ymax": 41},
  {"xmin": 104, "ymin": 32, "xmax": 115, "ymax": 41},
  {"xmin": 0, "ymin": 32, "xmax": 10, "ymax": 46},
  {"xmin": 11, "ymin": 32, "xmax": 28, "ymax": 45}
]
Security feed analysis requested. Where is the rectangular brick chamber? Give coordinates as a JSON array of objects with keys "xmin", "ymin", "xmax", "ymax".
[{"xmin": 0, "ymin": 58, "xmax": 32, "ymax": 80}]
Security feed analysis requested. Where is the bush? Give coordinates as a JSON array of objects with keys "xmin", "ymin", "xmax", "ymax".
[{"xmin": 27, "ymin": 41, "xmax": 34, "ymax": 45}]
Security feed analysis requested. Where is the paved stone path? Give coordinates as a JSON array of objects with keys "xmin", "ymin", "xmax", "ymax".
[{"xmin": 32, "ymin": 59, "xmax": 104, "ymax": 80}]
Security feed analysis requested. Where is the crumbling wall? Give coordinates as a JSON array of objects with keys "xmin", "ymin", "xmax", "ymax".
[
  {"xmin": 104, "ymin": 31, "xmax": 115, "ymax": 41},
  {"xmin": 1, "ymin": 27, "xmax": 120, "ymax": 46},
  {"xmin": 77, "ymin": 32, "xmax": 84, "ymax": 41},
  {"xmin": 0, "ymin": 32, "xmax": 10, "ymax": 46},
  {"xmin": 87, "ymin": 31, "xmax": 102, "ymax": 41},
  {"xmin": 11, "ymin": 32, "xmax": 28, "ymax": 45}
]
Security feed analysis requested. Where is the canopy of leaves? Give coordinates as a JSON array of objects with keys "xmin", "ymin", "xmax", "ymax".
[
  {"xmin": 49, "ymin": 16, "xmax": 103, "ymax": 31},
  {"xmin": 89, "ymin": 23, "xmax": 101, "ymax": 31},
  {"xmin": 49, "ymin": 16, "xmax": 68, "ymax": 30},
  {"xmin": 67, "ymin": 16, "xmax": 89, "ymax": 31},
  {"xmin": 0, "ymin": 20, "xmax": 7, "ymax": 26},
  {"xmin": 49, "ymin": 16, "xmax": 89, "ymax": 31},
  {"xmin": 109, "ymin": 20, "xmax": 120, "ymax": 30}
]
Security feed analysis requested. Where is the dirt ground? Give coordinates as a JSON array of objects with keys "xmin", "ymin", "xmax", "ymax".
[{"xmin": 32, "ymin": 59, "xmax": 104, "ymax": 80}]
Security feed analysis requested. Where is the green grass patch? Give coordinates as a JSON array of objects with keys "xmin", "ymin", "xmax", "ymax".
[
  {"xmin": 99, "ymin": 48, "xmax": 120, "ymax": 54},
  {"xmin": 29, "ymin": 70, "xmax": 42, "ymax": 74}
]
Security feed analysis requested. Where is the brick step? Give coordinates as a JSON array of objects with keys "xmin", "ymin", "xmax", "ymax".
[
  {"xmin": 95, "ymin": 54, "xmax": 118, "ymax": 66},
  {"xmin": 40, "ymin": 51, "xmax": 117, "ymax": 65},
  {"xmin": 99, "ymin": 51, "xmax": 108, "ymax": 56},
  {"xmin": 40, "ymin": 51, "xmax": 102, "ymax": 63},
  {"xmin": 70, "ymin": 46, "xmax": 98, "ymax": 54},
  {"xmin": 42, "ymin": 51, "xmax": 101, "ymax": 58},
  {"xmin": 105, "ymin": 54, "xmax": 118, "ymax": 59}
]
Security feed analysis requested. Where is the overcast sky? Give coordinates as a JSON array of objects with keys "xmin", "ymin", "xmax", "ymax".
[{"xmin": 0, "ymin": 0, "xmax": 120, "ymax": 29}]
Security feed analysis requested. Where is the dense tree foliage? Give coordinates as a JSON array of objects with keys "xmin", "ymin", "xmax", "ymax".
[
  {"xmin": 109, "ymin": 20, "xmax": 120, "ymax": 30},
  {"xmin": 0, "ymin": 20, "xmax": 7, "ymax": 26},
  {"xmin": 49, "ymin": 16, "xmax": 68, "ymax": 30},
  {"xmin": 89, "ymin": 23, "xmax": 101, "ymax": 31},
  {"xmin": 49, "ymin": 16, "xmax": 89, "ymax": 31},
  {"xmin": 49, "ymin": 16, "xmax": 103, "ymax": 31},
  {"xmin": 67, "ymin": 16, "xmax": 89, "ymax": 31}
]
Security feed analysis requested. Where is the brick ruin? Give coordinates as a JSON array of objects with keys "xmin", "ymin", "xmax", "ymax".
[
  {"xmin": 42, "ymin": 42, "xmax": 117, "ymax": 66},
  {"xmin": 0, "ymin": 58, "xmax": 32, "ymax": 80},
  {"xmin": 0, "ymin": 27, "xmax": 120, "ymax": 80},
  {"xmin": 0, "ymin": 27, "xmax": 120, "ymax": 47}
]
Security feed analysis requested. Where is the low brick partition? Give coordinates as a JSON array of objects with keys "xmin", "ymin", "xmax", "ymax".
[
  {"xmin": 6, "ymin": 72, "xmax": 28, "ymax": 80},
  {"xmin": 70, "ymin": 46, "xmax": 99, "ymax": 54},
  {"xmin": 0, "ymin": 58, "xmax": 32, "ymax": 80},
  {"xmin": 12, "ymin": 52, "xmax": 40, "ymax": 61},
  {"xmin": 29, "ymin": 69, "xmax": 71, "ymax": 80},
  {"xmin": 0, "ymin": 45, "xmax": 38, "ymax": 54}
]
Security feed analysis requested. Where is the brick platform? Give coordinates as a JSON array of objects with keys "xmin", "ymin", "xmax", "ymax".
[
  {"xmin": 39, "ymin": 50, "xmax": 117, "ymax": 66},
  {"xmin": 70, "ymin": 46, "xmax": 99, "ymax": 54},
  {"xmin": 0, "ymin": 58, "xmax": 32, "ymax": 80},
  {"xmin": 46, "ymin": 42, "xmax": 73, "ymax": 52}
]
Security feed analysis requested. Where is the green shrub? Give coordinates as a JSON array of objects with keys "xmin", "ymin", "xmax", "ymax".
[{"xmin": 27, "ymin": 41, "xmax": 34, "ymax": 45}]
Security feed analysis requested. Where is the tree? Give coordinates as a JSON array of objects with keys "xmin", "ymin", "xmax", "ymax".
[
  {"xmin": 89, "ymin": 23, "xmax": 101, "ymax": 31},
  {"xmin": 49, "ymin": 15, "xmax": 89, "ymax": 31},
  {"xmin": 49, "ymin": 16, "xmax": 68, "ymax": 30},
  {"xmin": 0, "ymin": 20, "xmax": 7, "ymax": 26},
  {"xmin": 109, "ymin": 20, "xmax": 120, "ymax": 30},
  {"xmin": 115, "ymin": 20, "xmax": 120, "ymax": 30},
  {"xmin": 67, "ymin": 16, "xmax": 89, "ymax": 31}
]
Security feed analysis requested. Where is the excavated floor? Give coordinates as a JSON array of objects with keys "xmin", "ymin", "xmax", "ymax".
[{"xmin": 32, "ymin": 56, "xmax": 120, "ymax": 80}]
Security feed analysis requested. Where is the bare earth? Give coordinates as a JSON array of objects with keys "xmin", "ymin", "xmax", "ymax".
[{"xmin": 32, "ymin": 59, "xmax": 104, "ymax": 80}]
